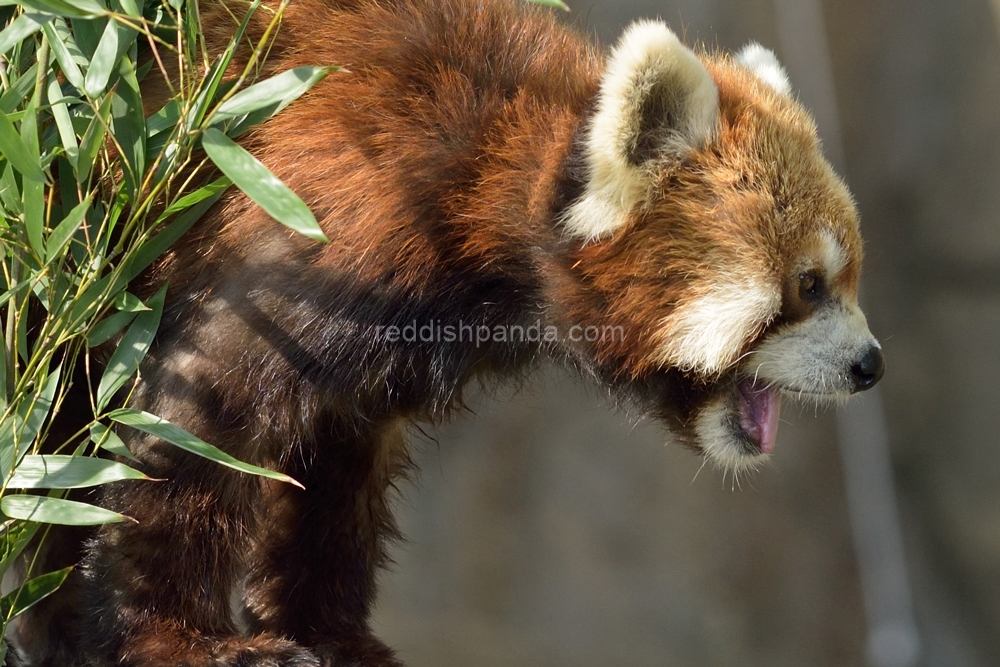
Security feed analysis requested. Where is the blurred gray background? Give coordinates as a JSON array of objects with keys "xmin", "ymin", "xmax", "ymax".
[{"xmin": 371, "ymin": 1, "xmax": 1000, "ymax": 665}]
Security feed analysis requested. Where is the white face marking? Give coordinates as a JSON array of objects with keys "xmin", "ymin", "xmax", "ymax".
[
  {"xmin": 744, "ymin": 299, "xmax": 878, "ymax": 401},
  {"xmin": 817, "ymin": 230, "xmax": 847, "ymax": 279},
  {"xmin": 653, "ymin": 275, "xmax": 781, "ymax": 376},
  {"xmin": 692, "ymin": 295, "xmax": 878, "ymax": 473}
]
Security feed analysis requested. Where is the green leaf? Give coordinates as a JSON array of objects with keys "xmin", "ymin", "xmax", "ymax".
[
  {"xmin": 0, "ymin": 495, "xmax": 128, "ymax": 525},
  {"xmin": 0, "ymin": 162, "xmax": 20, "ymax": 213},
  {"xmin": 0, "ymin": 520, "xmax": 40, "ymax": 573},
  {"xmin": 8, "ymin": 454, "xmax": 148, "ymax": 488},
  {"xmin": 75, "ymin": 92, "xmax": 112, "ymax": 183},
  {"xmin": 17, "ymin": 0, "xmax": 106, "ymax": 18},
  {"xmin": 69, "ymin": 15, "xmax": 104, "ymax": 58},
  {"xmin": 110, "ymin": 55, "xmax": 144, "ymax": 197},
  {"xmin": 42, "ymin": 19, "xmax": 87, "ymax": 91},
  {"xmin": 158, "ymin": 176, "xmax": 230, "ymax": 219},
  {"xmin": 95, "ymin": 284, "xmax": 165, "ymax": 411},
  {"xmin": 45, "ymin": 196, "xmax": 89, "ymax": 261},
  {"xmin": 68, "ymin": 271, "xmax": 120, "ymax": 331},
  {"xmin": 109, "ymin": 409, "xmax": 304, "ymax": 488},
  {"xmin": 0, "ymin": 365, "xmax": 63, "ymax": 479},
  {"xmin": 113, "ymin": 291, "xmax": 149, "ymax": 312},
  {"xmin": 212, "ymin": 66, "xmax": 331, "ymax": 122},
  {"xmin": 90, "ymin": 422, "xmax": 136, "ymax": 461},
  {"xmin": 45, "ymin": 74, "xmax": 79, "ymax": 168},
  {"xmin": 181, "ymin": 0, "xmax": 260, "ymax": 130},
  {"xmin": 201, "ymin": 128, "xmax": 327, "ymax": 243},
  {"xmin": 20, "ymin": 98, "xmax": 45, "ymax": 258},
  {"xmin": 0, "ymin": 107, "xmax": 46, "ymax": 184},
  {"xmin": 0, "ymin": 62, "xmax": 38, "ymax": 114},
  {"xmin": 0, "ymin": 12, "xmax": 52, "ymax": 56},
  {"xmin": 523, "ymin": 0, "xmax": 569, "ymax": 9},
  {"xmin": 0, "ymin": 567, "xmax": 72, "ymax": 620},
  {"xmin": 86, "ymin": 309, "xmax": 135, "ymax": 347},
  {"xmin": 145, "ymin": 99, "xmax": 179, "ymax": 137},
  {"xmin": 116, "ymin": 0, "xmax": 140, "ymax": 17},
  {"xmin": 0, "ymin": 282, "xmax": 29, "ymax": 322},
  {"xmin": 120, "ymin": 187, "xmax": 226, "ymax": 284},
  {"xmin": 83, "ymin": 14, "xmax": 119, "ymax": 97}
]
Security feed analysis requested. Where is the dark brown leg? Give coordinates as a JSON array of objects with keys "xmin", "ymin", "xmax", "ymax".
[
  {"xmin": 77, "ymin": 335, "xmax": 325, "ymax": 667},
  {"xmin": 240, "ymin": 421, "xmax": 409, "ymax": 667},
  {"xmin": 81, "ymin": 455, "xmax": 321, "ymax": 667},
  {"xmin": 6, "ymin": 526, "xmax": 88, "ymax": 667}
]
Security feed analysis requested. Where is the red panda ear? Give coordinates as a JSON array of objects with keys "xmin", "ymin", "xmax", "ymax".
[
  {"xmin": 736, "ymin": 43, "xmax": 792, "ymax": 96},
  {"xmin": 561, "ymin": 21, "xmax": 719, "ymax": 242}
]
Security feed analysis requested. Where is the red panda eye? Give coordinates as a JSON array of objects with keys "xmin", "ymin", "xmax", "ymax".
[{"xmin": 798, "ymin": 271, "xmax": 824, "ymax": 301}]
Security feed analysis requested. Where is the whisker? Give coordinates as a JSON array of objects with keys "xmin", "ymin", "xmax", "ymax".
[{"xmin": 691, "ymin": 457, "xmax": 709, "ymax": 485}]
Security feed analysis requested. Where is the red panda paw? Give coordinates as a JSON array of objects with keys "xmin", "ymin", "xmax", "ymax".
[
  {"xmin": 207, "ymin": 636, "xmax": 321, "ymax": 667},
  {"xmin": 314, "ymin": 635, "xmax": 402, "ymax": 667}
]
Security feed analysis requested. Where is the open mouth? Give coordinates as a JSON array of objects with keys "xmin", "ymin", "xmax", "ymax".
[
  {"xmin": 693, "ymin": 374, "xmax": 854, "ymax": 471},
  {"xmin": 735, "ymin": 377, "xmax": 782, "ymax": 455}
]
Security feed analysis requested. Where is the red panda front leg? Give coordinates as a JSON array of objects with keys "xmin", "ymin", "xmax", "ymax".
[
  {"xmin": 239, "ymin": 421, "xmax": 407, "ymax": 667},
  {"xmin": 82, "ymin": 453, "xmax": 322, "ymax": 666},
  {"xmin": 79, "ymin": 343, "xmax": 324, "ymax": 666}
]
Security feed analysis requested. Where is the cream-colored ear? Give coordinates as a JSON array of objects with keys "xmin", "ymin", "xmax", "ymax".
[
  {"xmin": 561, "ymin": 21, "xmax": 719, "ymax": 242},
  {"xmin": 736, "ymin": 43, "xmax": 791, "ymax": 96}
]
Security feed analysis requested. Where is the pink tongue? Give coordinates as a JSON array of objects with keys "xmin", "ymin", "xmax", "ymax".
[{"xmin": 737, "ymin": 380, "xmax": 782, "ymax": 454}]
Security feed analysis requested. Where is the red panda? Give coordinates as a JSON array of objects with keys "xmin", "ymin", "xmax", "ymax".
[{"xmin": 12, "ymin": 0, "xmax": 883, "ymax": 665}]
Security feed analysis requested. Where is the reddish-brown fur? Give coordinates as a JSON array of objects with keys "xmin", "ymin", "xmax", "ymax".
[{"xmin": 10, "ymin": 0, "xmax": 874, "ymax": 665}]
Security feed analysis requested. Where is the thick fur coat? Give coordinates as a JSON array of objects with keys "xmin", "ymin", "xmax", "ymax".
[{"xmin": 12, "ymin": 0, "xmax": 883, "ymax": 664}]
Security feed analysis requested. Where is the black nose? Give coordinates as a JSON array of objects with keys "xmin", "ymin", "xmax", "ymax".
[{"xmin": 850, "ymin": 345, "xmax": 885, "ymax": 392}]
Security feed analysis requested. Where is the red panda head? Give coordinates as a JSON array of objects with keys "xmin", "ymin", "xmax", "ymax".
[{"xmin": 559, "ymin": 21, "xmax": 883, "ymax": 472}]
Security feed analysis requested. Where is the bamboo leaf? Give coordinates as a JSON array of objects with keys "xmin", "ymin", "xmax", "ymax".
[
  {"xmin": 145, "ymin": 99, "xmax": 179, "ymax": 137},
  {"xmin": 0, "ymin": 365, "xmax": 63, "ymax": 480},
  {"xmin": 23, "ymin": 367, "xmax": 62, "ymax": 457},
  {"xmin": 83, "ymin": 15, "xmax": 119, "ymax": 98},
  {"xmin": 109, "ymin": 408, "xmax": 303, "ymax": 488},
  {"xmin": 116, "ymin": 0, "xmax": 140, "ymax": 17},
  {"xmin": 0, "ymin": 567, "xmax": 72, "ymax": 620},
  {"xmin": 523, "ymin": 0, "xmax": 569, "ymax": 9},
  {"xmin": 20, "ymin": 98, "xmax": 45, "ymax": 258},
  {"xmin": 45, "ymin": 74, "xmax": 79, "ymax": 167},
  {"xmin": 95, "ymin": 284, "xmax": 164, "ymax": 411},
  {"xmin": 0, "ymin": 162, "xmax": 19, "ymax": 213},
  {"xmin": 114, "ymin": 291, "xmax": 149, "ymax": 312},
  {"xmin": 158, "ymin": 176, "xmax": 230, "ymax": 219},
  {"xmin": 110, "ymin": 55, "xmax": 144, "ymax": 197},
  {"xmin": 45, "ymin": 196, "xmax": 89, "ymax": 261},
  {"xmin": 182, "ymin": 0, "xmax": 260, "ymax": 130},
  {"xmin": 67, "ymin": 271, "xmax": 114, "ymax": 330},
  {"xmin": 121, "ymin": 187, "xmax": 227, "ymax": 283},
  {"xmin": 0, "ymin": 12, "xmax": 52, "ymax": 56},
  {"xmin": 0, "ymin": 520, "xmax": 40, "ymax": 573},
  {"xmin": 86, "ymin": 309, "xmax": 135, "ymax": 347},
  {"xmin": 42, "ymin": 20, "xmax": 86, "ymax": 92},
  {"xmin": 0, "ymin": 62, "xmax": 38, "ymax": 114},
  {"xmin": 89, "ymin": 422, "xmax": 136, "ymax": 461},
  {"xmin": 17, "ymin": 0, "xmax": 106, "ymax": 18},
  {"xmin": 75, "ymin": 92, "xmax": 112, "ymax": 183},
  {"xmin": 69, "ymin": 15, "xmax": 103, "ymax": 58},
  {"xmin": 0, "ymin": 495, "xmax": 128, "ymax": 525},
  {"xmin": 8, "ymin": 455, "xmax": 148, "ymax": 489},
  {"xmin": 0, "ymin": 107, "xmax": 46, "ymax": 184},
  {"xmin": 201, "ymin": 128, "xmax": 327, "ymax": 243},
  {"xmin": 212, "ymin": 66, "xmax": 331, "ymax": 122}
]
